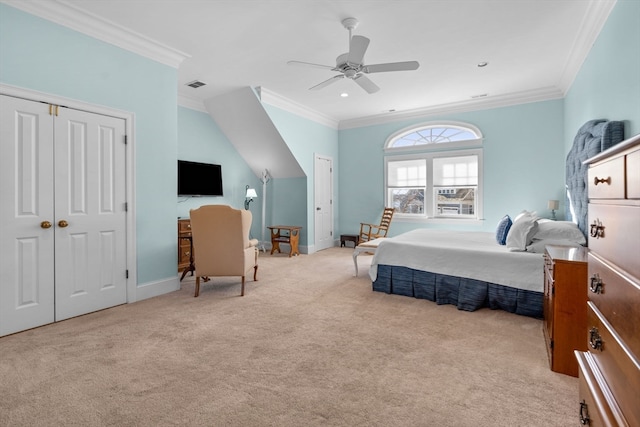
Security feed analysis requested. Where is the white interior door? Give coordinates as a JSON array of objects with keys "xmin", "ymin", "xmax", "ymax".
[
  {"xmin": 314, "ymin": 154, "xmax": 334, "ymax": 251},
  {"xmin": 0, "ymin": 96, "xmax": 128, "ymax": 336},
  {"xmin": 53, "ymin": 107, "xmax": 127, "ymax": 321},
  {"xmin": 0, "ymin": 96, "xmax": 56, "ymax": 336}
]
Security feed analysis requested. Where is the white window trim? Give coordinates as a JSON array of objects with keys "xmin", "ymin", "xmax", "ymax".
[
  {"xmin": 384, "ymin": 120, "xmax": 484, "ymax": 153},
  {"xmin": 384, "ymin": 121, "xmax": 484, "ymax": 225}
]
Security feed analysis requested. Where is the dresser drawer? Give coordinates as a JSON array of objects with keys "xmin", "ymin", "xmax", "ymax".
[
  {"xmin": 588, "ymin": 156, "xmax": 625, "ymax": 199},
  {"xmin": 628, "ymin": 148, "xmax": 640, "ymax": 199},
  {"xmin": 576, "ymin": 350, "xmax": 628, "ymax": 427},
  {"xmin": 178, "ymin": 219, "xmax": 192, "ymax": 234},
  {"xmin": 587, "ymin": 302, "xmax": 640, "ymax": 426},
  {"xmin": 588, "ymin": 204, "xmax": 640, "ymax": 279},
  {"xmin": 588, "ymin": 253, "xmax": 640, "ymax": 357}
]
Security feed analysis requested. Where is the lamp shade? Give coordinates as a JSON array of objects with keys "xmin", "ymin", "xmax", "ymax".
[
  {"xmin": 547, "ymin": 200, "xmax": 559, "ymax": 210},
  {"xmin": 245, "ymin": 188, "xmax": 258, "ymax": 198}
]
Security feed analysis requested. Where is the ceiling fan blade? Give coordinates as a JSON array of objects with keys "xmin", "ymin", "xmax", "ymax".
[
  {"xmin": 362, "ymin": 61, "xmax": 420, "ymax": 73},
  {"xmin": 287, "ymin": 60, "xmax": 335, "ymax": 71},
  {"xmin": 309, "ymin": 75, "xmax": 344, "ymax": 90},
  {"xmin": 353, "ymin": 74, "xmax": 380, "ymax": 94},
  {"xmin": 347, "ymin": 35, "xmax": 370, "ymax": 65}
]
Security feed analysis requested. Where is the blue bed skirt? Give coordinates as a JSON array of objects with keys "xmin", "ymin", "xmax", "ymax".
[{"xmin": 373, "ymin": 264, "xmax": 543, "ymax": 318}]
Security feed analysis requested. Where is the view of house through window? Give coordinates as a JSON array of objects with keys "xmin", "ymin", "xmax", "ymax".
[{"xmin": 385, "ymin": 123, "xmax": 483, "ymax": 220}]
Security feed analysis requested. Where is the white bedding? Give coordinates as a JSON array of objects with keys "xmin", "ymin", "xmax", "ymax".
[{"xmin": 369, "ymin": 229, "xmax": 544, "ymax": 292}]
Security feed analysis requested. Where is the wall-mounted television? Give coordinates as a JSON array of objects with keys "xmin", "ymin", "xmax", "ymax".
[{"xmin": 178, "ymin": 160, "xmax": 223, "ymax": 196}]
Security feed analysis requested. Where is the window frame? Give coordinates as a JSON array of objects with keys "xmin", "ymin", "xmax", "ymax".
[{"xmin": 384, "ymin": 122, "xmax": 484, "ymax": 224}]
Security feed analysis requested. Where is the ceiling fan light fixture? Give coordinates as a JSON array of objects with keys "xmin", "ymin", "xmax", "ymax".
[{"xmin": 288, "ymin": 16, "xmax": 419, "ymax": 95}]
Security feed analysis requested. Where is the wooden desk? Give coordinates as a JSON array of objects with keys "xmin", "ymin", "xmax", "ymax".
[
  {"xmin": 268, "ymin": 225, "xmax": 301, "ymax": 257},
  {"xmin": 178, "ymin": 219, "xmax": 195, "ymax": 281}
]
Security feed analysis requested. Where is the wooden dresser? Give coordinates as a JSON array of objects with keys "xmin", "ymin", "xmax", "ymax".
[
  {"xmin": 178, "ymin": 218, "xmax": 192, "ymax": 273},
  {"xmin": 543, "ymin": 245, "xmax": 588, "ymax": 377},
  {"xmin": 575, "ymin": 134, "xmax": 640, "ymax": 426}
]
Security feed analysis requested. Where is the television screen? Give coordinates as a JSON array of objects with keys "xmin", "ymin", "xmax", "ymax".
[{"xmin": 178, "ymin": 160, "xmax": 223, "ymax": 196}]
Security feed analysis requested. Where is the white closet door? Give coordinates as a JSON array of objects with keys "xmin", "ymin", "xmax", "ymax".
[
  {"xmin": 0, "ymin": 96, "xmax": 56, "ymax": 336},
  {"xmin": 53, "ymin": 107, "xmax": 127, "ymax": 321}
]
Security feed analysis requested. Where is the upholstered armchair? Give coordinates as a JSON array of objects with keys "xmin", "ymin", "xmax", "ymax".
[{"xmin": 189, "ymin": 205, "xmax": 259, "ymax": 297}]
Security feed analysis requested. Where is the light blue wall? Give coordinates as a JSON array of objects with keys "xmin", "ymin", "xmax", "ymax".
[
  {"xmin": 564, "ymin": 0, "xmax": 640, "ymax": 147},
  {"xmin": 264, "ymin": 105, "xmax": 339, "ymax": 247},
  {"xmin": 338, "ymin": 100, "xmax": 565, "ymax": 236},
  {"xmin": 176, "ymin": 107, "xmax": 262, "ymax": 237},
  {"xmin": 0, "ymin": 4, "xmax": 178, "ymax": 286}
]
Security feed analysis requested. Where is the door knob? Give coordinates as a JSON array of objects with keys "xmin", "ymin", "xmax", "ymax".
[
  {"xmin": 58, "ymin": 220, "xmax": 69, "ymax": 228},
  {"xmin": 40, "ymin": 221, "xmax": 52, "ymax": 229}
]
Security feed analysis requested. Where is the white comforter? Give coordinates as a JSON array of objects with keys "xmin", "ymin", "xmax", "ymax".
[{"xmin": 369, "ymin": 229, "xmax": 544, "ymax": 292}]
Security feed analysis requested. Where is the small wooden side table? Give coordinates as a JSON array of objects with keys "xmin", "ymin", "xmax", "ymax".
[
  {"xmin": 268, "ymin": 225, "xmax": 302, "ymax": 257},
  {"xmin": 340, "ymin": 234, "xmax": 360, "ymax": 247}
]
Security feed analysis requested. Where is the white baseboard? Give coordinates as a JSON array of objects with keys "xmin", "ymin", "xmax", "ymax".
[{"xmin": 134, "ymin": 276, "xmax": 180, "ymax": 302}]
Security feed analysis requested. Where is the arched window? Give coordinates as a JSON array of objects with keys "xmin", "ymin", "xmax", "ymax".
[
  {"xmin": 388, "ymin": 124, "xmax": 481, "ymax": 148},
  {"xmin": 385, "ymin": 122, "xmax": 483, "ymax": 221}
]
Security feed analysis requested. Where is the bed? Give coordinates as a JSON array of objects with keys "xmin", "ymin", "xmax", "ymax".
[
  {"xmin": 369, "ymin": 119, "xmax": 625, "ymax": 318},
  {"xmin": 369, "ymin": 229, "xmax": 545, "ymax": 317}
]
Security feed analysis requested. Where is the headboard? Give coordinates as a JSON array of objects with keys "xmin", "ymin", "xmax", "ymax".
[{"xmin": 565, "ymin": 119, "xmax": 624, "ymax": 237}]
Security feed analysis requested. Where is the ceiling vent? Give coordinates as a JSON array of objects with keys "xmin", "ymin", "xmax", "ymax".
[{"xmin": 186, "ymin": 80, "xmax": 206, "ymax": 89}]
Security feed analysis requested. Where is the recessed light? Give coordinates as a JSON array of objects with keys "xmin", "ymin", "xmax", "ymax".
[
  {"xmin": 340, "ymin": 92, "xmax": 349, "ymax": 97},
  {"xmin": 477, "ymin": 62, "xmax": 488, "ymax": 68}
]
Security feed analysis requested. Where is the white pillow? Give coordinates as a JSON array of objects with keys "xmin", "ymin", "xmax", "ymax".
[
  {"xmin": 530, "ymin": 220, "xmax": 586, "ymax": 245},
  {"xmin": 506, "ymin": 211, "xmax": 539, "ymax": 252}
]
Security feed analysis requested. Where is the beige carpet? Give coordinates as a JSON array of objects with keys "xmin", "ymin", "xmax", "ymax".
[{"xmin": 0, "ymin": 247, "xmax": 577, "ymax": 426}]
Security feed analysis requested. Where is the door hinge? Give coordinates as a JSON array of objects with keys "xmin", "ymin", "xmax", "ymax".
[
  {"xmin": 48, "ymin": 104, "xmax": 59, "ymax": 116},
  {"xmin": 126, "ymin": 270, "xmax": 129, "ymax": 279},
  {"xmin": 124, "ymin": 135, "xmax": 128, "ymax": 144},
  {"xmin": 550, "ymin": 340, "xmax": 554, "ymax": 350},
  {"xmin": 124, "ymin": 202, "xmax": 128, "ymax": 212}
]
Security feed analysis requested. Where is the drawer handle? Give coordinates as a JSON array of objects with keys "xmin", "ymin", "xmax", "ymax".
[
  {"xmin": 589, "ymin": 327, "xmax": 602, "ymax": 351},
  {"xmin": 579, "ymin": 400, "xmax": 590, "ymax": 425},
  {"xmin": 593, "ymin": 176, "xmax": 611, "ymax": 186},
  {"xmin": 589, "ymin": 219, "xmax": 604, "ymax": 239},
  {"xmin": 589, "ymin": 274, "xmax": 603, "ymax": 294}
]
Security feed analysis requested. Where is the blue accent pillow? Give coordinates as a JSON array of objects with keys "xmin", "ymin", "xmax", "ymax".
[{"xmin": 496, "ymin": 215, "xmax": 512, "ymax": 245}]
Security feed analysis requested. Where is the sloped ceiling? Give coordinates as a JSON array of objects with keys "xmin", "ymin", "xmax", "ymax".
[{"xmin": 204, "ymin": 87, "xmax": 305, "ymax": 179}]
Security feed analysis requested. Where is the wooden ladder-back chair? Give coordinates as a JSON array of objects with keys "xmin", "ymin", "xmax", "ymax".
[
  {"xmin": 189, "ymin": 205, "xmax": 259, "ymax": 297},
  {"xmin": 359, "ymin": 207, "xmax": 395, "ymax": 243}
]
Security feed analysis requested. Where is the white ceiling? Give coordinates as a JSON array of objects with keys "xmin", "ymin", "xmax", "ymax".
[{"xmin": 6, "ymin": 0, "xmax": 615, "ymax": 127}]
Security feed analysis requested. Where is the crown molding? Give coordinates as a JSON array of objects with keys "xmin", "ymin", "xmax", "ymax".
[
  {"xmin": 557, "ymin": 0, "xmax": 617, "ymax": 93},
  {"xmin": 2, "ymin": 0, "xmax": 190, "ymax": 68},
  {"xmin": 338, "ymin": 86, "xmax": 565, "ymax": 130},
  {"xmin": 178, "ymin": 94, "xmax": 207, "ymax": 112},
  {"xmin": 258, "ymin": 88, "xmax": 339, "ymax": 129}
]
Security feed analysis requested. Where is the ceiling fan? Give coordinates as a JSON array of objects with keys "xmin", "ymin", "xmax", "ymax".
[{"xmin": 287, "ymin": 17, "xmax": 420, "ymax": 94}]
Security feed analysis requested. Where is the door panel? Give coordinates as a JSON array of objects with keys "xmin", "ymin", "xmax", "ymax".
[
  {"xmin": 54, "ymin": 107, "xmax": 127, "ymax": 321},
  {"xmin": 0, "ymin": 96, "xmax": 55, "ymax": 336},
  {"xmin": 314, "ymin": 155, "xmax": 333, "ymax": 251}
]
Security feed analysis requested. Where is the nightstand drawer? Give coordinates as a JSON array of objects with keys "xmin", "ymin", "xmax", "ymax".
[
  {"xmin": 587, "ymin": 302, "xmax": 640, "ymax": 426},
  {"xmin": 588, "ymin": 155, "xmax": 625, "ymax": 199},
  {"xmin": 588, "ymin": 204, "xmax": 640, "ymax": 279},
  {"xmin": 588, "ymin": 253, "xmax": 640, "ymax": 357}
]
